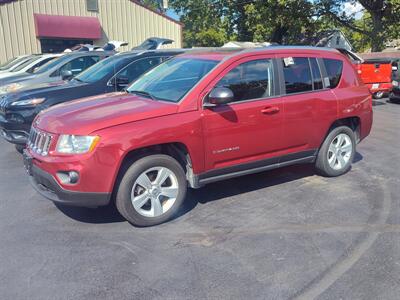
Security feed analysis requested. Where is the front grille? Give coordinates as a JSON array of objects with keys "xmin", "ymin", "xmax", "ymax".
[
  {"xmin": 28, "ymin": 127, "xmax": 53, "ymax": 156},
  {"xmin": 0, "ymin": 96, "xmax": 7, "ymax": 114}
]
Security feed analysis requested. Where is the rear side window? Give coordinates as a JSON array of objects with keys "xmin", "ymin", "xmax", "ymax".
[
  {"xmin": 323, "ymin": 58, "xmax": 343, "ymax": 88},
  {"xmin": 282, "ymin": 57, "xmax": 312, "ymax": 94},
  {"xmin": 217, "ymin": 59, "xmax": 274, "ymax": 102},
  {"xmin": 310, "ymin": 58, "xmax": 323, "ymax": 90}
]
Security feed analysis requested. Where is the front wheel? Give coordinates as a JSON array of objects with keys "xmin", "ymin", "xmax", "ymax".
[
  {"xmin": 15, "ymin": 144, "xmax": 25, "ymax": 154},
  {"xmin": 116, "ymin": 154, "xmax": 187, "ymax": 227},
  {"xmin": 315, "ymin": 126, "xmax": 356, "ymax": 177}
]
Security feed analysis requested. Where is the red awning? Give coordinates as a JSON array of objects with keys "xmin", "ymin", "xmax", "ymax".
[{"xmin": 34, "ymin": 14, "xmax": 101, "ymax": 40}]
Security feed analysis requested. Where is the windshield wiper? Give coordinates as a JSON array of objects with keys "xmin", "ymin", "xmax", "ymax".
[{"xmin": 128, "ymin": 90, "xmax": 158, "ymax": 101}]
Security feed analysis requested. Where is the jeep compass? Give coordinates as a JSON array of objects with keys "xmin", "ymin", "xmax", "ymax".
[{"xmin": 23, "ymin": 47, "xmax": 373, "ymax": 226}]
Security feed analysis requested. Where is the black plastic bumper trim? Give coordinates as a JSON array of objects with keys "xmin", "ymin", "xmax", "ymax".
[{"xmin": 29, "ymin": 164, "xmax": 111, "ymax": 208}]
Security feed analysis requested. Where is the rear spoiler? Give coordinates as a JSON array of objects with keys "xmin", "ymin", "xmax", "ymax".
[{"xmin": 336, "ymin": 48, "xmax": 364, "ymax": 63}]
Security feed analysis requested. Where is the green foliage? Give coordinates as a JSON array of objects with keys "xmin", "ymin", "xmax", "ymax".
[
  {"xmin": 169, "ymin": 0, "xmax": 400, "ymax": 52},
  {"xmin": 316, "ymin": 0, "xmax": 400, "ymax": 51}
]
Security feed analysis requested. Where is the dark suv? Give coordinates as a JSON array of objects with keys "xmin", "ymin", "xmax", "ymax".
[
  {"xmin": 0, "ymin": 50, "xmax": 184, "ymax": 148},
  {"xmin": 24, "ymin": 47, "xmax": 373, "ymax": 226}
]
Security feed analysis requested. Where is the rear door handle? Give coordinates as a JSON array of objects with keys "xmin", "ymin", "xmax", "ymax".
[{"xmin": 261, "ymin": 106, "xmax": 280, "ymax": 114}]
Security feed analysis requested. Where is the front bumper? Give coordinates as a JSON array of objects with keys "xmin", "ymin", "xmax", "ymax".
[
  {"xmin": 25, "ymin": 151, "xmax": 111, "ymax": 207},
  {"xmin": 0, "ymin": 114, "xmax": 30, "ymax": 144}
]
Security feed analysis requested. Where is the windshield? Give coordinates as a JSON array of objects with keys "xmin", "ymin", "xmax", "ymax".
[
  {"xmin": 127, "ymin": 58, "xmax": 219, "ymax": 102},
  {"xmin": 10, "ymin": 56, "xmax": 41, "ymax": 72},
  {"xmin": 0, "ymin": 57, "xmax": 19, "ymax": 69},
  {"xmin": 0, "ymin": 56, "xmax": 30, "ymax": 71},
  {"xmin": 33, "ymin": 55, "xmax": 68, "ymax": 73},
  {"xmin": 75, "ymin": 55, "xmax": 126, "ymax": 83}
]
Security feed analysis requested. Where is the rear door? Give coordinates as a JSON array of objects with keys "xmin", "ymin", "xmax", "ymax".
[
  {"xmin": 201, "ymin": 56, "xmax": 284, "ymax": 171},
  {"xmin": 277, "ymin": 55, "xmax": 336, "ymax": 153}
]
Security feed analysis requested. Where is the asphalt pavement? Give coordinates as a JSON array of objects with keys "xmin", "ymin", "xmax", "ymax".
[{"xmin": 0, "ymin": 98, "xmax": 399, "ymax": 300}]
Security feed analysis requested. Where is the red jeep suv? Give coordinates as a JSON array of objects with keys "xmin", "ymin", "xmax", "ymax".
[{"xmin": 24, "ymin": 47, "xmax": 373, "ymax": 226}]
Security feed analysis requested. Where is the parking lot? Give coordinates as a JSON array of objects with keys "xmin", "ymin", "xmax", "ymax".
[{"xmin": 0, "ymin": 99, "xmax": 398, "ymax": 299}]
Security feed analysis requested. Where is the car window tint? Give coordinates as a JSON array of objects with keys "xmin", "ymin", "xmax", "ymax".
[
  {"xmin": 310, "ymin": 58, "xmax": 323, "ymax": 90},
  {"xmin": 282, "ymin": 57, "xmax": 312, "ymax": 94},
  {"xmin": 27, "ymin": 57, "xmax": 57, "ymax": 73},
  {"xmin": 217, "ymin": 59, "xmax": 274, "ymax": 102},
  {"xmin": 323, "ymin": 58, "xmax": 343, "ymax": 88},
  {"xmin": 117, "ymin": 57, "xmax": 164, "ymax": 83},
  {"xmin": 60, "ymin": 56, "xmax": 100, "ymax": 75}
]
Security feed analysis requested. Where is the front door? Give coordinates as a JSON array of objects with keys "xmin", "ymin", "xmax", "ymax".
[{"xmin": 201, "ymin": 56, "xmax": 284, "ymax": 172}]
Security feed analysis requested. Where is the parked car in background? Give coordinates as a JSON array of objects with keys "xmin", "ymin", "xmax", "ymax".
[
  {"xmin": 0, "ymin": 49, "xmax": 185, "ymax": 149},
  {"xmin": 0, "ymin": 52, "xmax": 110, "ymax": 95},
  {"xmin": 337, "ymin": 49, "xmax": 393, "ymax": 99},
  {"xmin": 131, "ymin": 37, "xmax": 174, "ymax": 50},
  {"xmin": 357, "ymin": 59, "xmax": 393, "ymax": 99},
  {"xmin": 64, "ymin": 40, "xmax": 128, "ymax": 53},
  {"xmin": 0, "ymin": 55, "xmax": 32, "ymax": 74},
  {"xmin": 24, "ymin": 46, "xmax": 372, "ymax": 226},
  {"xmin": 0, "ymin": 54, "xmax": 61, "ymax": 80}
]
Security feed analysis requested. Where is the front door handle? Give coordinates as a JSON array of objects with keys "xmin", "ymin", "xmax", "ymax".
[{"xmin": 261, "ymin": 106, "xmax": 280, "ymax": 114}]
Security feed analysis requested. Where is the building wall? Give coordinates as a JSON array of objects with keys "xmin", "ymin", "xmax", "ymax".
[{"xmin": 0, "ymin": 0, "xmax": 182, "ymax": 63}]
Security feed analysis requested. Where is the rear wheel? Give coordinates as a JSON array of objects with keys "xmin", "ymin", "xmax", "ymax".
[
  {"xmin": 116, "ymin": 154, "xmax": 187, "ymax": 226},
  {"xmin": 315, "ymin": 126, "xmax": 356, "ymax": 177},
  {"xmin": 374, "ymin": 91, "xmax": 384, "ymax": 99}
]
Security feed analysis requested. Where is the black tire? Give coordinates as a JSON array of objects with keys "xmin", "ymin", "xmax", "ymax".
[
  {"xmin": 315, "ymin": 126, "xmax": 356, "ymax": 177},
  {"xmin": 373, "ymin": 91, "xmax": 384, "ymax": 99},
  {"xmin": 116, "ymin": 154, "xmax": 187, "ymax": 227},
  {"xmin": 15, "ymin": 144, "xmax": 25, "ymax": 154}
]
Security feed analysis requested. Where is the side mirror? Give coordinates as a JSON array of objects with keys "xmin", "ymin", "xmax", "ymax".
[
  {"xmin": 61, "ymin": 70, "xmax": 73, "ymax": 80},
  {"xmin": 114, "ymin": 76, "xmax": 130, "ymax": 89},
  {"xmin": 206, "ymin": 87, "xmax": 234, "ymax": 106}
]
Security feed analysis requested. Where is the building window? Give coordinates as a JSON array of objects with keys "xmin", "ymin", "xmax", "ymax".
[{"xmin": 86, "ymin": 0, "xmax": 99, "ymax": 12}]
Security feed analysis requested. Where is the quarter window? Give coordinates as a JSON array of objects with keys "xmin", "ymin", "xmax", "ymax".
[
  {"xmin": 282, "ymin": 57, "xmax": 312, "ymax": 94},
  {"xmin": 310, "ymin": 58, "xmax": 323, "ymax": 90},
  {"xmin": 323, "ymin": 58, "xmax": 343, "ymax": 88},
  {"xmin": 217, "ymin": 59, "xmax": 274, "ymax": 103}
]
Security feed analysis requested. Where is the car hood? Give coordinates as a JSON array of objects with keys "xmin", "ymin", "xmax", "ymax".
[
  {"xmin": 36, "ymin": 92, "xmax": 178, "ymax": 135},
  {"xmin": 18, "ymin": 79, "xmax": 85, "ymax": 97},
  {"xmin": 0, "ymin": 73, "xmax": 36, "ymax": 87}
]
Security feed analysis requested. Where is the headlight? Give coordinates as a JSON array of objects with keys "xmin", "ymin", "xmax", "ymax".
[
  {"xmin": 11, "ymin": 98, "xmax": 45, "ymax": 106},
  {"xmin": 0, "ymin": 83, "xmax": 23, "ymax": 94},
  {"xmin": 56, "ymin": 135, "xmax": 100, "ymax": 154}
]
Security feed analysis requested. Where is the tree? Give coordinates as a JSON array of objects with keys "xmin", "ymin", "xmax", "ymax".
[
  {"xmin": 138, "ymin": 0, "xmax": 163, "ymax": 12},
  {"xmin": 316, "ymin": 0, "xmax": 400, "ymax": 51},
  {"xmin": 169, "ymin": 0, "xmax": 228, "ymax": 47},
  {"xmin": 243, "ymin": 0, "xmax": 317, "ymax": 44}
]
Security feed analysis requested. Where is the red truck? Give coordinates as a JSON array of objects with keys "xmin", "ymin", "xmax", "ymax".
[
  {"xmin": 23, "ymin": 46, "xmax": 373, "ymax": 226},
  {"xmin": 356, "ymin": 59, "xmax": 393, "ymax": 98},
  {"xmin": 339, "ymin": 50, "xmax": 393, "ymax": 99}
]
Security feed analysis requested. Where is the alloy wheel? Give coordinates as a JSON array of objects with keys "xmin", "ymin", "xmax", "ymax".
[
  {"xmin": 131, "ymin": 167, "xmax": 179, "ymax": 218},
  {"xmin": 327, "ymin": 133, "xmax": 353, "ymax": 170}
]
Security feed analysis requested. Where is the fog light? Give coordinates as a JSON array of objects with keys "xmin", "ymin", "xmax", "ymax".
[
  {"xmin": 56, "ymin": 171, "xmax": 79, "ymax": 184},
  {"xmin": 69, "ymin": 171, "xmax": 79, "ymax": 184}
]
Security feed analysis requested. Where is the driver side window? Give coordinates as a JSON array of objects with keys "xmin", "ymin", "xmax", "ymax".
[
  {"xmin": 55, "ymin": 56, "xmax": 100, "ymax": 77},
  {"xmin": 216, "ymin": 59, "xmax": 274, "ymax": 103},
  {"xmin": 117, "ymin": 57, "xmax": 165, "ymax": 83}
]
